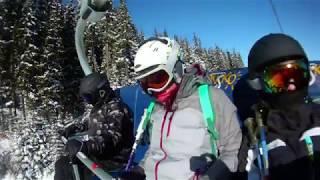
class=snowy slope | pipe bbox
[0,136,14,180]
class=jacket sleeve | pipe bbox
[85,98,128,156]
[211,87,242,173]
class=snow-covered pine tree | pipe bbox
[115,0,140,86]
[224,51,233,70]
[101,0,139,88]
[190,33,206,69]
[207,48,219,72]
[61,1,84,117]
[163,29,169,37]
[85,22,104,73]
[16,0,43,120]
[153,28,161,37]
[0,0,25,117]
[39,0,64,117]
[137,30,145,43]
[235,51,244,68]
[8,1,64,179]
[209,46,226,71]
[179,37,193,66]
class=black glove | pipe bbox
[206,159,232,180]
[59,124,82,138]
[190,153,216,175]
[65,139,88,163]
[119,166,146,180]
[85,138,105,155]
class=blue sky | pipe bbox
[123,0,320,66]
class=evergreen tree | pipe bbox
[236,52,244,68]
[209,46,225,71]
[153,28,161,37]
[179,38,193,66]
[16,1,43,116]
[61,1,84,117]
[190,33,206,68]
[39,0,65,117]
[101,0,139,88]
[137,30,145,43]
[163,29,169,37]
[0,0,25,116]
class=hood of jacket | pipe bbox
[172,64,211,109]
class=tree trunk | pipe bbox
[21,92,26,121]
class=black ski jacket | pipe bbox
[81,95,134,170]
[238,103,320,180]
[265,102,320,180]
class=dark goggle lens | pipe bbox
[82,94,93,103]
[263,60,309,93]
[139,70,170,90]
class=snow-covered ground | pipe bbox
[2,171,54,180]
[0,136,55,180]
[0,136,14,180]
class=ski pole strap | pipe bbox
[304,136,314,158]
[198,84,218,157]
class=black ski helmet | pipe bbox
[79,72,111,104]
[248,33,308,75]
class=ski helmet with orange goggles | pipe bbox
[134,37,184,93]
[139,69,171,91]
[261,59,309,93]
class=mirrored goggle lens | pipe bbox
[139,70,170,90]
[263,60,309,93]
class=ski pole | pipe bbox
[256,110,269,176]
[245,118,263,176]
[62,136,113,180]
[61,137,81,180]
[125,109,148,171]
[125,102,155,171]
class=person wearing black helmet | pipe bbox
[240,33,320,179]
[54,72,134,180]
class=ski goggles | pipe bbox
[139,69,172,93]
[262,60,309,93]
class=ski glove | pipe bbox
[190,154,232,180]
[190,153,216,175]
[59,124,86,138]
[65,139,88,163]
[206,159,232,180]
[119,166,146,180]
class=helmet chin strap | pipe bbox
[173,60,185,84]
[309,70,316,86]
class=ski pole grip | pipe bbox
[245,117,257,144]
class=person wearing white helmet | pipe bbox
[124,37,242,180]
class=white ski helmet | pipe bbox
[134,37,183,93]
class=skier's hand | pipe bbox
[65,139,88,163]
[119,166,146,180]
[59,124,78,138]
[190,153,216,175]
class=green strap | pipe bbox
[142,85,219,157]
[304,136,314,157]
[142,101,155,130]
[198,84,219,157]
